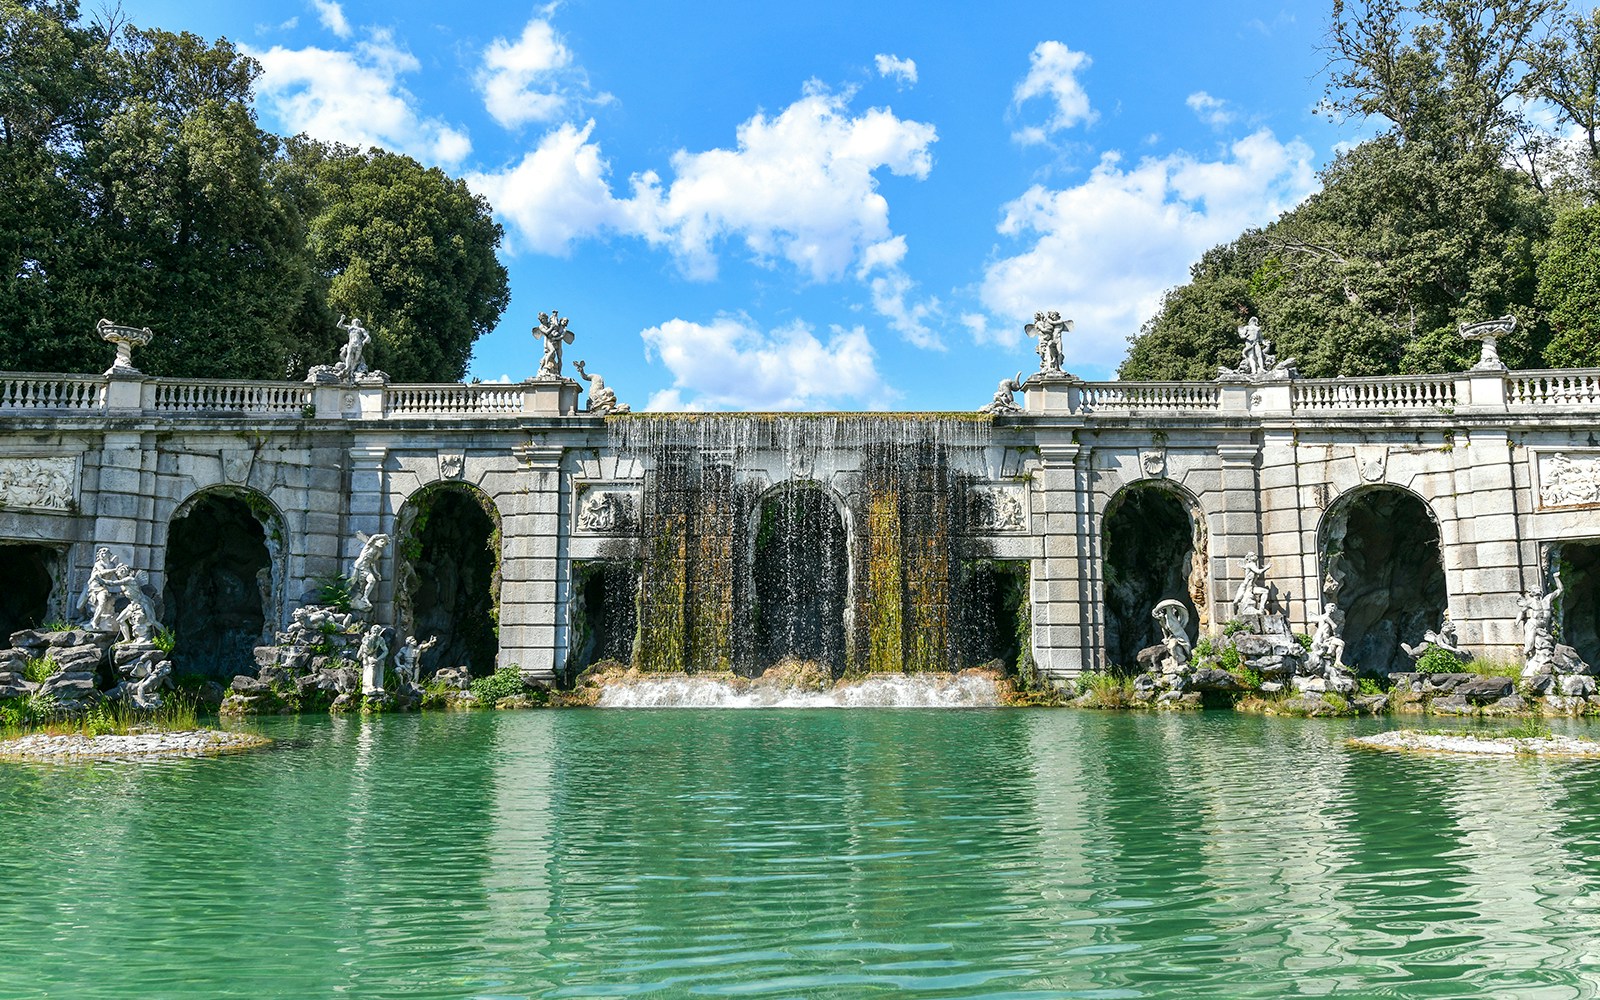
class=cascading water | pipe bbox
[572,413,1033,704]
[594,670,1004,708]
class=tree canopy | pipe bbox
[0,0,507,381]
[1122,0,1600,380]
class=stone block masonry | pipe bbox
[0,368,1597,681]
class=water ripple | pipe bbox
[3,710,1600,998]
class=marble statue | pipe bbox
[1308,602,1346,673]
[116,599,155,644]
[979,372,1025,415]
[535,311,574,379]
[574,360,630,414]
[1541,453,1600,508]
[124,658,170,710]
[393,634,438,689]
[307,315,386,384]
[97,318,153,375]
[1459,315,1514,372]
[359,624,389,696]
[1151,599,1192,671]
[336,315,371,380]
[1026,311,1069,374]
[1401,613,1466,662]
[1518,581,1563,665]
[1218,317,1297,381]
[1233,554,1271,619]
[78,547,158,634]
[347,532,389,612]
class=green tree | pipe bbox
[1124,0,1563,380]
[285,140,509,383]
[1537,204,1600,367]
[0,3,508,381]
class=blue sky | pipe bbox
[119,0,1352,410]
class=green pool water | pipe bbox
[3,709,1600,999]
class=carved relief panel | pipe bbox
[0,456,76,512]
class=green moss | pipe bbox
[864,488,904,672]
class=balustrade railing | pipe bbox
[1291,375,1456,411]
[1077,382,1220,411]
[385,383,524,416]
[1507,370,1600,407]
[152,379,311,415]
[0,374,105,411]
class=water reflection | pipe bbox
[3,711,1600,998]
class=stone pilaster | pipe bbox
[1213,439,1263,628]
[498,442,565,680]
[345,442,389,619]
[1030,437,1088,679]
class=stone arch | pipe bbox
[163,486,286,680]
[746,479,854,674]
[1552,540,1600,669]
[1317,483,1447,675]
[1100,480,1209,670]
[394,481,502,679]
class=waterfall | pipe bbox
[593,670,1004,708]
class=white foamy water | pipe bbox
[595,672,1002,708]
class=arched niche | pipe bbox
[747,480,852,674]
[164,487,284,680]
[394,482,502,679]
[0,543,64,637]
[1100,481,1208,670]
[1318,484,1447,674]
[1555,540,1600,668]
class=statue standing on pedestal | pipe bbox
[1233,554,1271,618]
[1218,316,1296,381]
[536,311,575,378]
[359,625,389,696]
[1026,311,1069,374]
[347,532,389,612]
[1308,602,1346,672]
[336,315,372,380]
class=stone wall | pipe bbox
[0,367,1595,682]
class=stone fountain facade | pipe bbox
[0,316,1598,689]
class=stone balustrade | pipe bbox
[0,374,106,411]
[385,383,524,416]
[1,367,1598,420]
[152,378,312,415]
[1290,374,1457,412]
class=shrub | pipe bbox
[1076,672,1136,709]
[1415,647,1466,675]
[470,666,526,704]
[1505,717,1553,740]
[1293,632,1313,651]
[1223,619,1249,637]
[1357,677,1384,696]
[153,627,177,655]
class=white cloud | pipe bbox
[977,129,1318,370]
[1012,41,1096,145]
[1186,91,1235,128]
[248,30,471,166]
[471,84,940,346]
[478,16,576,129]
[640,317,895,410]
[632,85,937,283]
[465,120,638,255]
[874,53,918,86]
[310,0,350,38]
